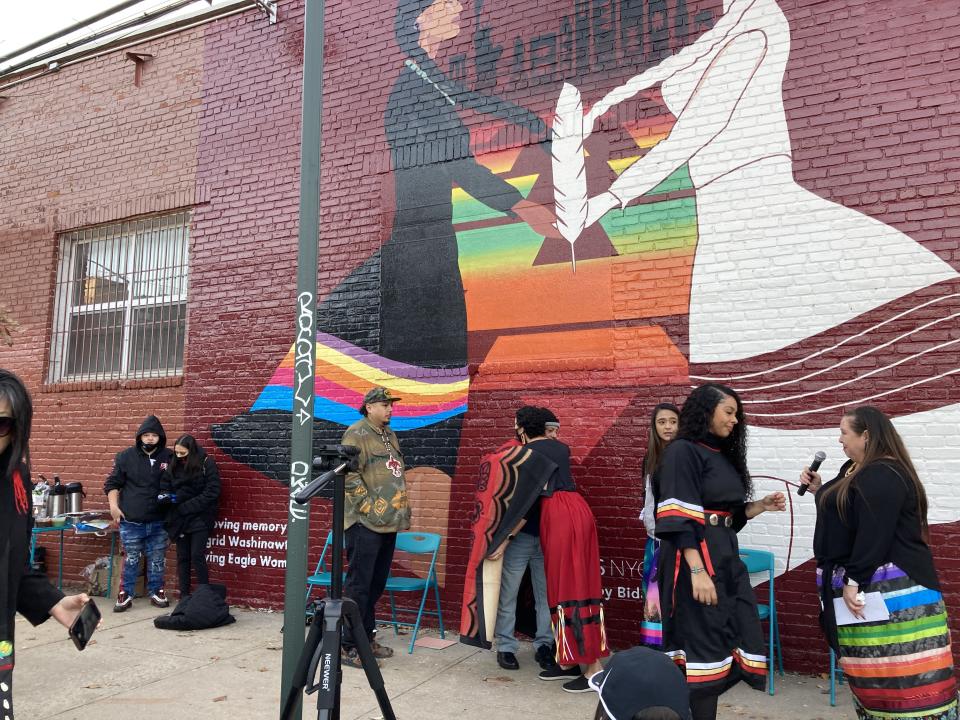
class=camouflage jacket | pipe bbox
[341,418,411,533]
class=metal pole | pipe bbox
[281,0,324,713]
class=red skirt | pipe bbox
[540,490,608,665]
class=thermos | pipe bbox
[47,476,66,517]
[65,482,85,514]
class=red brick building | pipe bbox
[2,0,960,675]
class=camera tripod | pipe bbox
[280,450,397,720]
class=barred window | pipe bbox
[48,212,189,383]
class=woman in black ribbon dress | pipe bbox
[654,384,785,720]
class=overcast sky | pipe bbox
[1,0,234,71]
[4,0,131,53]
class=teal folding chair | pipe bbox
[829,648,845,706]
[739,547,784,694]
[384,531,445,654]
[304,530,345,615]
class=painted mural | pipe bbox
[212,0,960,609]
[548,0,960,569]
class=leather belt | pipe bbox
[705,510,733,527]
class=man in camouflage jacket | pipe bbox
[339,387,411,667]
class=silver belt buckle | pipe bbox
[708,513,719,526]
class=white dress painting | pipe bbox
[552,0,960,573]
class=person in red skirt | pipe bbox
[513,405,609,693]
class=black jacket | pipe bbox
[103,416,174,523]
[161,449,221,538]
[1,453,64,670]
[153,583,235,631]
[815,459,939,589]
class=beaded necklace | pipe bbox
[369,421,403,478]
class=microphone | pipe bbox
[797,451,827,496]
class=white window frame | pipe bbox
[48,212,190,383]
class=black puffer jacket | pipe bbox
[103,416,174,523]
[161,449,221,539]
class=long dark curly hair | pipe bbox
[677,384,751,498]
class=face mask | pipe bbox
[142,442,158,452]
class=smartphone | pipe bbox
[68,600,101,651]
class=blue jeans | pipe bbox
[118,520,169,595]
[494,531,552,653]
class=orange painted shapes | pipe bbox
[464,249,694,330]
[471,326,688,388]
[464,260,613,330]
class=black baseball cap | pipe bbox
[589,647,692,720]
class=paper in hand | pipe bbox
[833,592,890,625]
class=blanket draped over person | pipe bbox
[459,440,555,648]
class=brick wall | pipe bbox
[2,0,959,678]
[0,28,207,585]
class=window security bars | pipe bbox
[48,212,189,383]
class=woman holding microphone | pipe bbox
[802,405,957,720]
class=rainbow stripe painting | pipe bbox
[250,331,469,430]
[247,114,692,431]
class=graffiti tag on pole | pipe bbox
[293,291,314,426]
[288,460,310,522]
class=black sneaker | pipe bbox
[497,651,519,670]
[150,589,170,608]
[538,664,581,681]
[114,590,132,612]
[535,645,557,670]
[561,675,592,693]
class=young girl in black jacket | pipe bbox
[162,435,221,597]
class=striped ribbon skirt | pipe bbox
[641,537,663,647]
[823,564,958,719]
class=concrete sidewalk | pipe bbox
[14,604,855,719]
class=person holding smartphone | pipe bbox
[161,434,221,598]
[0,369,91,719]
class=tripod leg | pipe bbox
[342,598,397,720]
[280,606,325,720]
[313,598,346,720]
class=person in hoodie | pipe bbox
[161,434,221,598]
[104,415,174,611]
[1,369,91,719]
